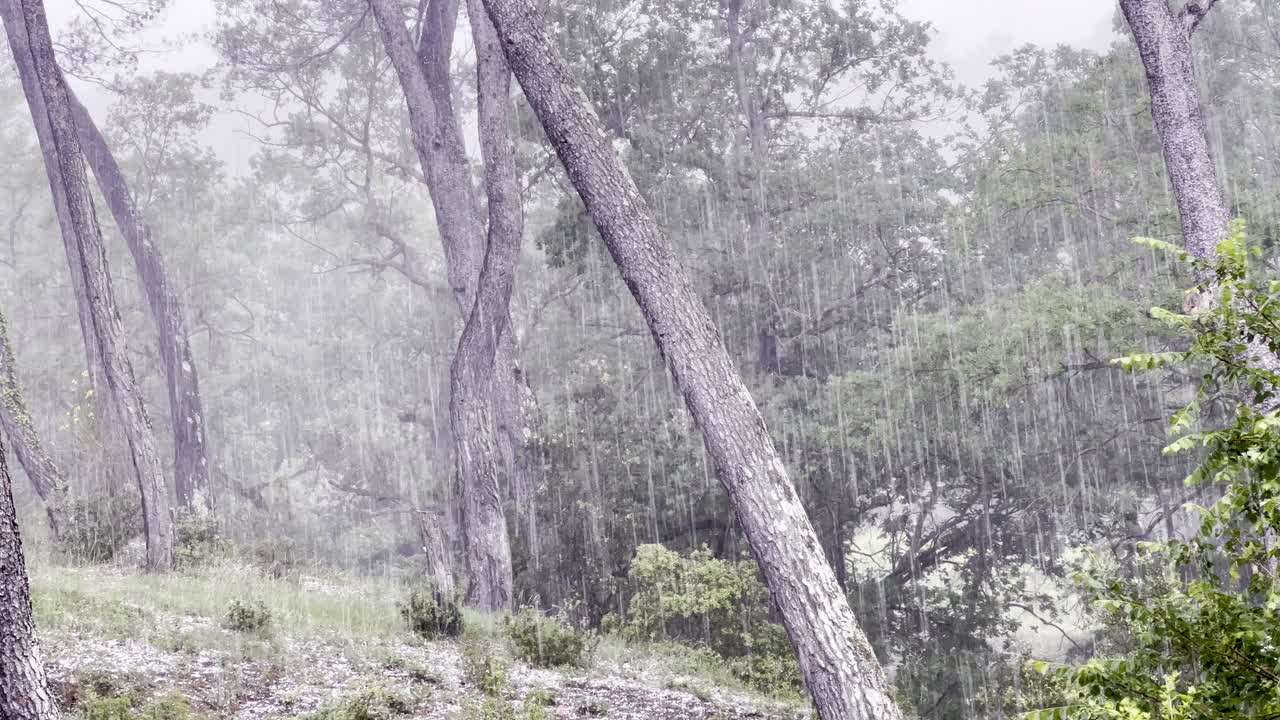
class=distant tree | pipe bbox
[475,0,901,717]
[67,86,212,515]
[0,0,174,570]
[0,418,60,719]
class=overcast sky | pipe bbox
[46,0,1124,171]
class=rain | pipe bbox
[1,0,1278,719]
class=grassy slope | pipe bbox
[28,561,809,720]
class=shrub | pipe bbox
[398,585,463,640]
[224,599,272,634]
[294,688,412,720]
[459,689,553,720]
[253,537,302,578]
[59,494,142,564]
[615,543,800,693]
[503,607,592,668]
[461,632,509,696]
[174,513,226,571]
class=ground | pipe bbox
[27,562,810,719]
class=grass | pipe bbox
[27,560,810,719]
[29,560,406,641]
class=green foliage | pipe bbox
[223,598,272,634]
[74,693,206,720]
[614,544,800,692]
[1039,223,1280,719]
[59,494,142,564]
[397,585,463,640]
[252,537,302,579]
[173,513,226,571]
[504,607,593,668]
[461,631,510,697]
[293,688,412,720]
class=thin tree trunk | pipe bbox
[476,1,900,716]
[1,0,174,572]
[0,306,67,539]
[0,432,60,720]
[66,89,212,515]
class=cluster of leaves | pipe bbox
[609,544,800,692]
[398,585,464,641]
[173,513,227,571]
[223,598,272,635]
[1030,224,1280,719]
[503,607,593,668]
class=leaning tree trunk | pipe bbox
[1,0,174,571]
[66,89,211,515]
[476,0,900,716]
[0,433,61,720]
[0,1,131,497]
[0,306,67,539]
[1120,0,1280,386]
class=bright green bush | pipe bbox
[174,513,226,571]
[461,632,509,697]
[614,543,799,692]
[397,585,463,640]
[504,607,592,668]
[294,688,411,720]
[224,598,272,634]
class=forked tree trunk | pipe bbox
[0,1,131,497]
[371,0,537,610]
[66,90,212,515]
[476,0,900,716]
[0,305,67,539]
[1,0,174,571]
[0,433,61,720]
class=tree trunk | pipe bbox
[1119,0,1228,263]
[0,432,61,720]
[1121,0,1280,386]
[0,306,67,539]
[442,0,529,612]
[66,89,212,515]
[0,0,131,497]
[476,1,900,717]
[417,507,455,595]
[372,0,546,609]
[1,0,174,572]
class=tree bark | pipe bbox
[416,507,456,595]
[0,306,67,539]
[0,431,61,720]
[476,1,900,716]
[1121,0,1280,388]
[1119,0,1228,263]
[371,0,547,609]
[66,89,212,515]
[0,0,131,497]
[1,0,174,571]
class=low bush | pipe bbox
[397,585,463,640]
[504,607,592,668]
[224,598,272,634]
[252,537,302,578]
[293,688,412,720]
[174,513,226,571]
[59,494,142,564]
[461,631,509,696]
